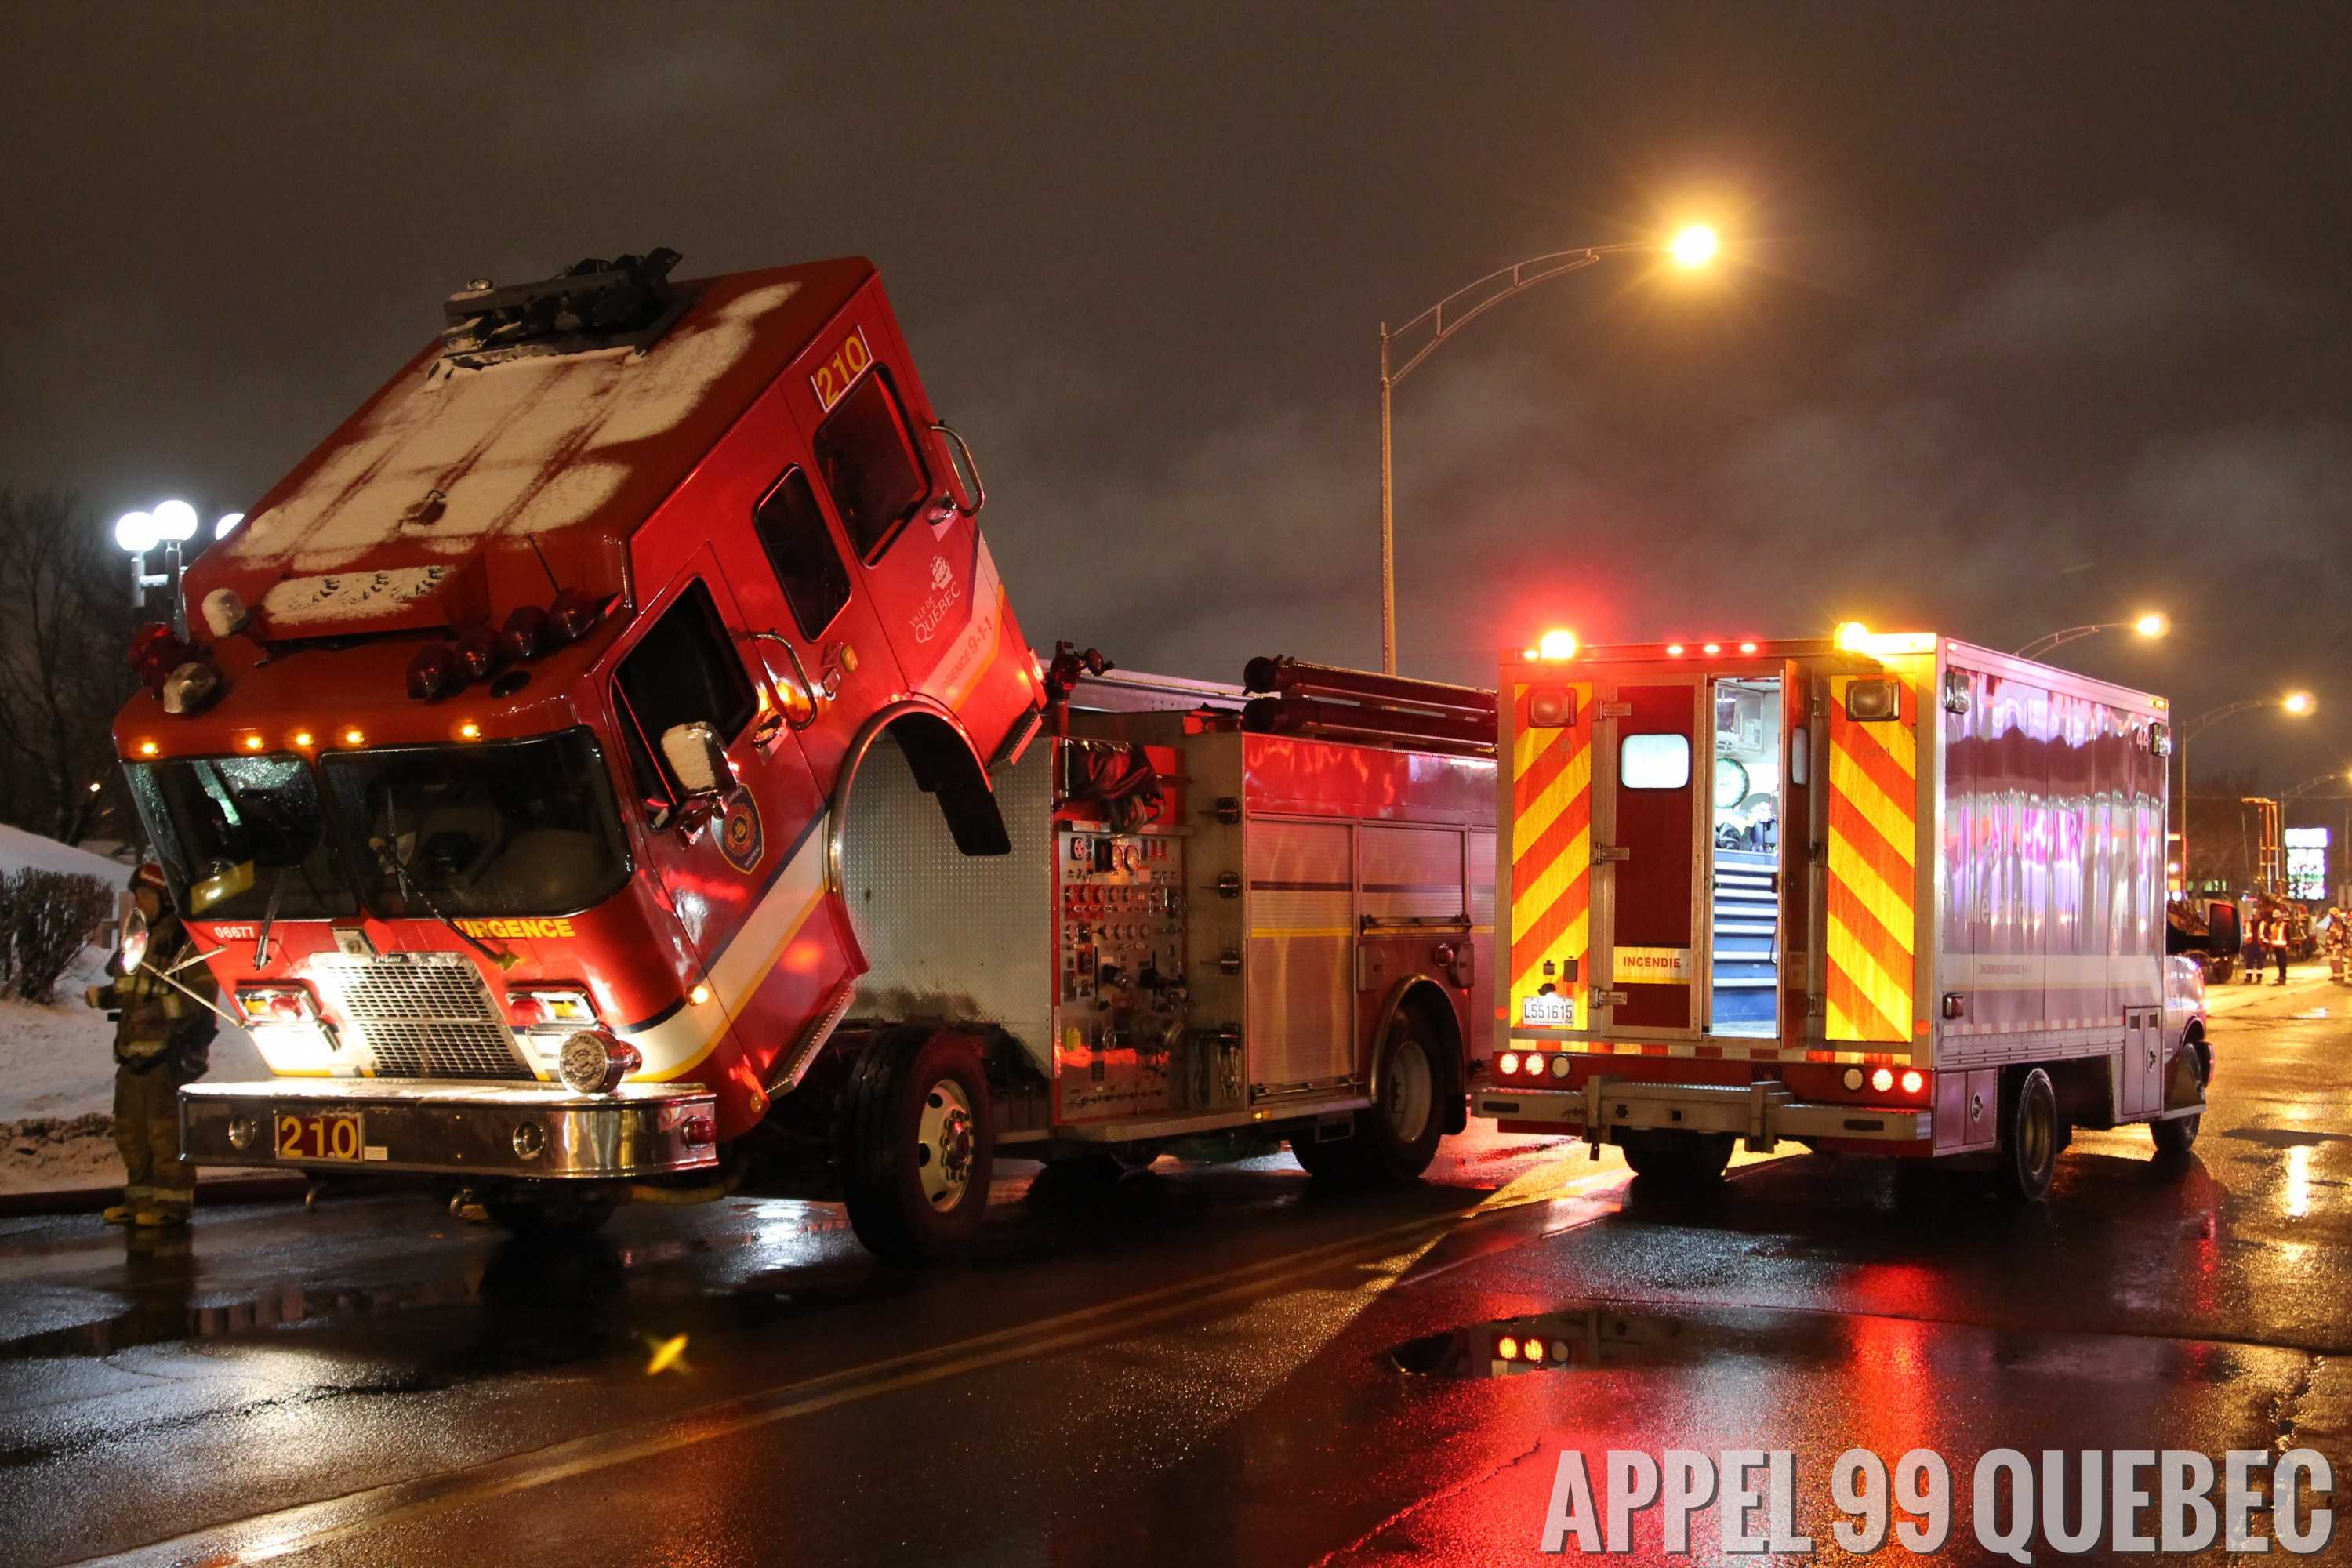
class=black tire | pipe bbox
[1994,1067,2060,1202]
[1290,1014,1449,1186]
[483,1185,619,1237]
[838,1025,996,1264]
[1621,1132,1734,1185]
[2152,1113,2201,1161]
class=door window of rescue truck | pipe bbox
[611,579,756,823]
[812,368,931,563]
[751,467,853,640]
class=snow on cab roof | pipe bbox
[189,253,872,637]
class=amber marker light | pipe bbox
[292,731,314,748]
[458,721,482,740]
[136,740,158,757]
[342,728,366,746]
[241,735,265,751]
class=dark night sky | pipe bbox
[3,2,2347,789]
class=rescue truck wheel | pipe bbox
[839,1026,996,1263]
[1994,1067,2060,1202]
[2151,1113,2201,1161]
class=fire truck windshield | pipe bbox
[319,729,629,918]
[125,753,358,921]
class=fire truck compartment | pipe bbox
[180,1078,720,1179]
[1473,1077,1931,1147]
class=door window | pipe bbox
[612,579,755,802]
[814,370,929,561]
[1620,732,1692,789]
[752,467,853,638]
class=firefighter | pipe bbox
[85,864,218,1226]
[2269,908,2294,984]
[2254,904,2288,985]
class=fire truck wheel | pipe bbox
[839,1026,996,1263]
[482,1185,618,1237]
[1995,1067,2060,1202]
[2151,1112,2201,1161]
[1364,1023,1445,1180]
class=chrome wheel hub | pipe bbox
[917,1078,976,1210]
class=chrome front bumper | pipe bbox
[1475,1076,1932,1150]
[181,1079,720,1180]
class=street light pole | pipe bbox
[1376,227,1717,674]
[2013,613,2168,661]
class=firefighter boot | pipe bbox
[134,1208,189,1228]
[102,1203,135,1225]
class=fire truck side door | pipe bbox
[731,463,902,792]
[1594,677,1704,1036]
[608,555,829,1025]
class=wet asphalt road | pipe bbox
[2,970,2347,1566]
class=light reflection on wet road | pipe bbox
[2,969,2345,1566]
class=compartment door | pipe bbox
[1595,677,1704,1036]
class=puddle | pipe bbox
[1389,1302,1740,1380]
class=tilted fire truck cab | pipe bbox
[122,250,1040,1247]
[1476,627,2211,1200]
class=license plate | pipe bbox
[1520,993,1576,1027]
[275,1110,365,1162]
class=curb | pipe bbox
[0,1173,313,1219]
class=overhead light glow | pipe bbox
[1668,224,1719,269]
[215,512,245,539]
[151,499,200,543]
[2284,691,2315,717]
[2132,612,2168,639]
[114,511,158,553]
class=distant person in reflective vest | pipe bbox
[84,864,217,1226]
[2260,910,2292,985]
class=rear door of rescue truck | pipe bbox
[1479,629,2203,1192]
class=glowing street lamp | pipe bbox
[1377,221,1722,673]
[2013,613,2169,660]
[114,497,213,637]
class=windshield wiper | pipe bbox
[371,838,519,971]
[252,864,291,967]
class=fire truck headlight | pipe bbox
[557,1030,641,1095]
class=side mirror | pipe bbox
[660,721,734,798]
[929,423,987,517]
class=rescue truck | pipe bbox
[114,249,1495,1258]
[1474,624,2211,1200]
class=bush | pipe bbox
[9,868,114,1003]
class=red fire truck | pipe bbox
[1474,625,2212,1200]
[118,250,1495,1258]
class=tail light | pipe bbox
[1498,1052,1521,1077]
[549,587,605,642]
[1550,1053,1573,1079]
[454,623,503,681]
[1900,1069,1925,1094]
[1870,1067,1894,1093]
[1496,1335,1521,1360]
[508,987,597,1029]
[236,985,318,1025]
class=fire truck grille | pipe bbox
[314,953,530,1080]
